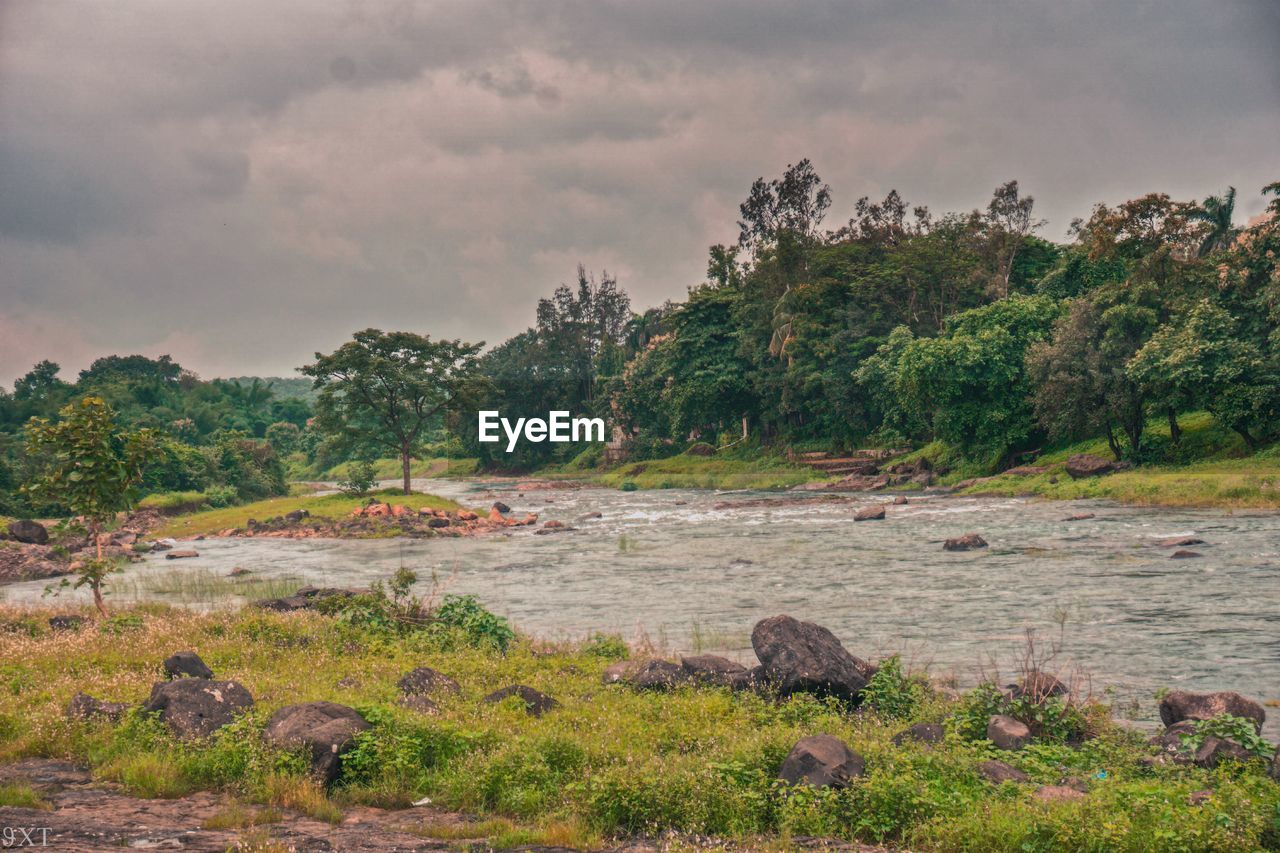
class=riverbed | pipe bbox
[4,480,1278,734]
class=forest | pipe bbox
[3,163,1279,512]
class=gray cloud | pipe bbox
[1,0,1277,383]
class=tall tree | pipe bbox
[302,329,482,494]
[980,180,1045,299]
[1188,186,1238,257]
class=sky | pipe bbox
[2,0,1278,385]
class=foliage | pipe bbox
[859,655,928,720]
[429,594,515,652]
[1180,715,1273,760]
[335,460,378,497]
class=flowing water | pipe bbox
[5,480,1279,734]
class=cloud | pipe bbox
[0,0,1277,383]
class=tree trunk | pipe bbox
[1166,408,1181,445]
[1235,426,1258,452]
[1104,422,1122,461]
[401,447,412,495]
[90,519,108,619]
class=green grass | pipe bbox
[153,489,464,538]
[318,457,479,482]
[590,454,825,491]
[0,781,50,809]
[1,602,1277,850]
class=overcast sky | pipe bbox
[2,0,1278,384]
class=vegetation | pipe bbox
[1,601,1277,850]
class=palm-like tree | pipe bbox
[1189,186,1238,257]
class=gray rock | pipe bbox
[142,679,253,740]
[1193,736,1254,769]
[264,701,369,784]
[987,715,1031,750]
[1065,453,1120,479]
[976,759,1028,783]
[163,651,213,680]
[751,615,872,703]
[680,654,749,687]
[1159,690,1265,733]
[398,695,440,715]
[492,501,511,514]
[397,666,461,696]
[66,692,129,722]
[943,533,988,551]
[777,734,865,788]
[1157,536,1205,548]
[1170,550,1202,559]
[626,659,688,691]
[7,519,49,545]
[854,505,886,521]
[481,685,559,717]
[892,722,945,746]
[1148,720,1197,760]
[164,549,200,560]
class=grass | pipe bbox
[113,569,302,604]
[0,601,1277,850]
[152,489,464,538]
[318,457,479,482]
[590,454,824,491]
[889,412,1280,509]
[0,781,50,809]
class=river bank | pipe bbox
[0,601,1276,851]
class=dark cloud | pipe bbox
[0,0,1277,383]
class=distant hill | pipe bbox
[222,376,318,403]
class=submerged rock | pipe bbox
[265,702,369,784]
[1170,550,1202,559]
[943,533,988,551]
[142,679,254,740]
[777,734,865,788]
[751,615,872,703]
[854,505,886,521]
[1159,690,1265,733]
[164,550,200,560]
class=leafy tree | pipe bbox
[737,158,831,255]
[302,329,482,494]
[1187,186,1238,257]
[14,360,69,403]
[1129,300,1278,450]
[23,397,155,617]
[534,266,631,411]
[977,180,1045,299]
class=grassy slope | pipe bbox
[152,489,463,539]
[944,413,1280,508]
[0,604,1276,850]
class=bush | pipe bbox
[429,595,515,652]
[1181,714,1273,759]
[860,655,928,719]
[337,460,378,497]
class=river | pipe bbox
[4,480,1278,734]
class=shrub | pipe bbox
[860,655,928,719]
[336,460,378,497]
[582,633,629,660]
[1180,714,1273,759]
[429,595,515,652]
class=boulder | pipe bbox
[854,505,886,521]
[482,685,559,717]
[66,692,129,722]
[1158,690,1265,733]
[987,715,1031,750]
[1007,671,1067,703]
[142,679,254,739]
[1170,550,1202,559]
[396,666,460,697]
[254,595,309,612]
[165,550,200,560]
[398,695,440,715]
[1148,720,1197,759]
[685,442,716,457]
[976,759,1029,783]
[891,722,944,747]
[1064,513,1095,521]
[426,518,449,528]
[543,520,565,529]
[626,659,688,691]
[163,651,214,680]
[893,496,909,505]
[1065,453,1120,479]
[750,615,872,703]
[48,615,85,632]
[7,519,49,545]
[777,734,865,788]
[492,501,511,514]
[284,509,310,523]
[457,510,479,522]
[943,533,987,552]
[680,654,749,688]
[1034,785,1086,803]
[1193,736,1254,769]
[601,659,645,685]
[579,511,604,520]
[264,702,369,784]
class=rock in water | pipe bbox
[163,651,214,680]
[1065,453,1120,479]
[987,715,1031,750]
[777,734,865,788]
[142,679,254,739]
[165,550,199,560]
[943,533,987,551]
[751,615,872,703]
[1170,550,1202,559]
[397,666,461,696]
[1159,690,1265,733]
[481,685,559,717]
[854,505,886,521]
[265,702,370,784]
[7,519,48,545]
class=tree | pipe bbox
[14,361,69,402]
[535,266,631,411]
[1187,186,1238,257]
[302,329,482,495]
[737,158,831,255]
[979,180,1045,299]
[23,397,155,617]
